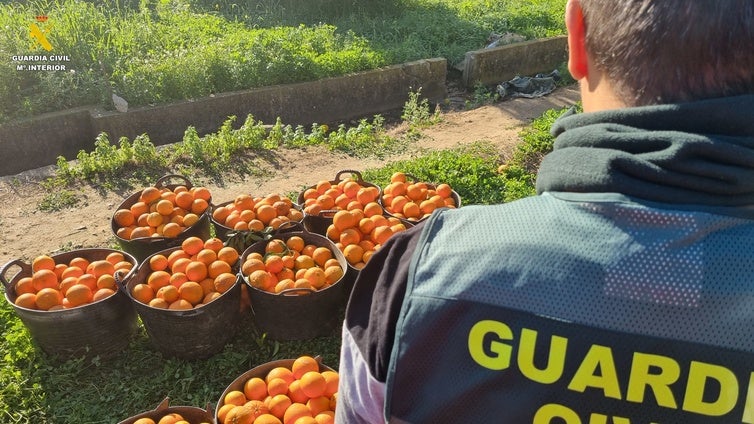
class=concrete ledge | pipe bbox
[462,36,567,88]
[0,58,447,176]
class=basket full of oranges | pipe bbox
[111,174,213,262]
[297,169,382,236]
[240,229,349,341]
[123,236,243,360]
[0,248,138,360]
[379,172,461,225]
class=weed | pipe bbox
[401,88,442,133]
[465,82,500,109]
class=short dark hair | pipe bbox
[580,0,754,106]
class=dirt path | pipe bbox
[0,85,580,267]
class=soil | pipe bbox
[0,84,580,268]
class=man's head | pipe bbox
[567,0,754,110]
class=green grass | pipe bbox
[0,0,566,123]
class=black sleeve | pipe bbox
[342,221,425,383]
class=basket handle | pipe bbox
[154,174,193,189]
[274,220,305,234]
[113,269,132,294]
[0,259,30,293]
[335,169,364,183]
[277,287,317,296]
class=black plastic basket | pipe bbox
[240,230,350,341]
[121,247,242,360]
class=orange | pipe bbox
[247,270,274,292]
[274,279,294,293]
[254,414,283,424]
[225,390,248,407]
[140,186,162,204]
[156,285,180,303]
[267,394,292,419]
[293,417,317,424]
[88,260,115,278]
[265,255,285,274]
[292,356,319,380]
[242,258,266,276]
[65,284,93,307]
[130,201,149,219]
[217,404,236,424]
[332,210,356,231]
[363,202,383,218]
[191,198,209,215]
[179,281,204,305]
[168,299,193,310]
[35,287,62,310]
[299,372,327,399]
[214,272,237,293]
[234,194,255,211]
[321,371,339,397]
[283,403,312,424]
[342,244,364,265]
[265,239,288,255]
[185,261,208,282]
[146,211,164,227]
[156,199,174,216]
[93,288,115,302]
[147,270,171,291]
[203,237,224,252]
[306,397,330,416]
[32,269,58,292]
[130,226,152,239]
[76,273,98,291]
[339,228,361,246]
[149,254,169,271]
[325,225,340,242]
[286,236,305,253]
[168,249,190,268]
[371,226,393,245]
[14,277,35,296]
[60,266,84,281]
[97,274,117,290]
[323,266,344,285]
[356,186,379,205]
[171,257,191,274]
[183,213,199,227]
[314,412,335,424]
[132,283,155,304]
[288,380,309,404]
[149,298,169,309]
[315,180,331,194]
[175,191,194,210]
[191,186,212,202]
[133,418,156,424]
[113,209,135,227]
[15,293,37,309]
[157,413,185,424]
[162,222,183,238]
[208,260,232,279]
[266,367,295,385]
[294,255,315,271]
[244,377,268,401]
[435,183,452,198]
[311,248,332,267]
[181,236,204,256]
[33,255,58,272]
[267,377,289,397]
[256,204,277,225]
[303,267,326,289]
[170,272,189,288]
[390,171,407,183]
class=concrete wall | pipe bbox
[0,36,569,176]
[0,58,447,176]
[461,36,567,88]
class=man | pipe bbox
[337,1,754,423]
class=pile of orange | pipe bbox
[381,172,457,222]
[113,185,212,240]
[14,252,133,311]
[132,414,211,424]
[325,209,408,269]
[217,355,338,424]
[242,237,343,294]
[212,193,303,232]
[300,177,380,216]
[130,236,240,310]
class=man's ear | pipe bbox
[566,0,589,80]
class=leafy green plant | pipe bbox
[464,82,500,109]
[499,102,581,201]
[401,88,442,133]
